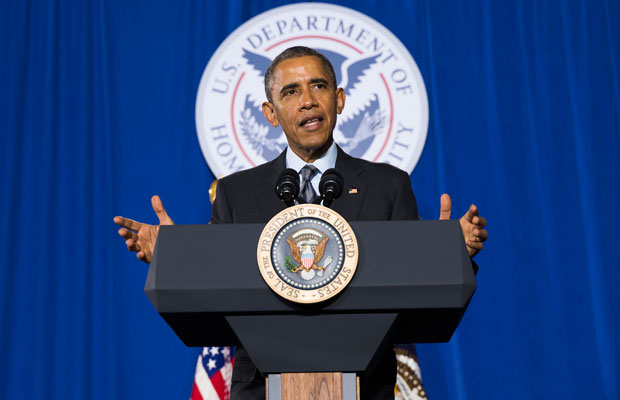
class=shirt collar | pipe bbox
[285,141,338,174]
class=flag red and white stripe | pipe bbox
[191,346,235,400]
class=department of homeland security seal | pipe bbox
[257,204,358,304]
[196,2,429,177]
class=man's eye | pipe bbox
[314,83,326,89]
[284,89,296,96]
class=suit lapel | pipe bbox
[252,150,288,221]
[331,147,368,221]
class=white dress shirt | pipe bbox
[285,141,338,195]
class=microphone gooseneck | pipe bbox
[319,168,344,207]
[275,168,300,207]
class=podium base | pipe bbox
[267,372,358,400]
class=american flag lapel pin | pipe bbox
[348,187,358,194]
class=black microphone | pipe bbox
[275,168,300,207]
[319,168,344,207]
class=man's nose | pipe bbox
[299,88,317,109]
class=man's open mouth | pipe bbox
[300,116,323,128]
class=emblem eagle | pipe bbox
[286,236,332,281]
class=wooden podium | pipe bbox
[145,220,476,399]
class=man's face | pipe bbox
[262,56,345,162]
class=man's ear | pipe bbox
[262,102,279,127]
[335,87,346,115]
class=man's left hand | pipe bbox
[439,193,488,257]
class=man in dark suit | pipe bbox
[114,46,488,399]
[212,146,419,224]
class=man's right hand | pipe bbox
[113,195,174,264]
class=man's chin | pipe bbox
[303,140,333,155]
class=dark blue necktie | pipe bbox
[299,164,319,204]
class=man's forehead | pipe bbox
[271,56,330,85]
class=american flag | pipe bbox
[190,346,235,400]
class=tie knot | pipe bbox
[298,165,319,204]
[300,164,319,181]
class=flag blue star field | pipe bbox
[191,347,235,400]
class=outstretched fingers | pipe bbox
[473,215,487,228]
[126,237,141,252]
[471,212,488,244]
[137,249,148,263]
[114,196,170,264]
[118,228,140,251]
[463,204,479,223]
[459,203,489,257]
[114,216,143,232]
[439,193,452,220]
[473,227,489,241]
[151,195,174,225]
[118,227,137,241]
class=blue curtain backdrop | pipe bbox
[1,0,619,399]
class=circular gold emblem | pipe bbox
[257,204,358,304]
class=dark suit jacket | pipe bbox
[211,146,419,400]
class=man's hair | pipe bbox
[264,46,338,102]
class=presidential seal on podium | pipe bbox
[257,204,359,304]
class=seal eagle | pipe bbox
[287,237,329,281]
